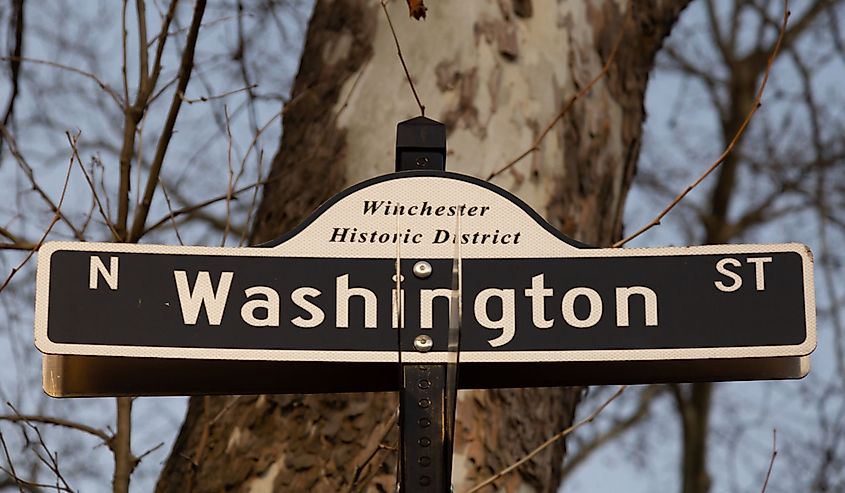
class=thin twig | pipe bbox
[380,0,425,116]
[208,396,242,427]
[0,152,75,294]
[128,0,208,243]
[486,2,632,182]
[0,414,111,447]
[613,1,791,248]
[0,0,25,159]
[0,243,38,251]
[157,178,185,245]
[0,56,123,108]
[182,84,258,104]
[0,226,25,244]
[346,408,399,493]
[465,386,627,493]
[135,442,164,464]
[0,468,73,492]
[0,429,24,493]
[560,385,664,479]
[239,149,264,247]
[222,105,235,246]
[0,125,84,240]
[66,132,122,241]
[148,0,180,90]
[760,429,778,493]
[121,0,130,107]
[143,178,266,236]
[232,101,296,240]
[6,404,75,492]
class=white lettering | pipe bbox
[524,274,553,329]
[291,287,324,328]
[615,286,658,327]
[715,258,743,292]
[420,289,452,329]
[336,274,377,329]
[240,286,279,327]
[747,257,772,291]
[474,289,515,347]
[562,287,603,328]
[173,271,233,325]
[89,256,118,290]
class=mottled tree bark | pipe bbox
[156,1,689,491]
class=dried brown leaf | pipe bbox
[407,0,427,20]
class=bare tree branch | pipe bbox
[614,1,791,247]
[465,386,627,493]
[112,397,133,493]
[142,178,263,237]
[705,0,733,66]
[6,404,76,493]
[0,470,72,492]
[136,0,150,97]
[380,0,425,116]
[157,177,185,245]
[181,84,257,104]
[747,0,831,54]
[128,0,207,242]
[345,408,399,493]
[0,149,75,294]
[560,385,664,480]
[0,0,25,159]
[66,131,121,240]
[0,414,111,445]
[0,124,84,241]
[116,0,179,241]
[760,429,778,493]
[0,428,25,493]
[0,56,123,108]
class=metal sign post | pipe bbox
[395,116,454,492]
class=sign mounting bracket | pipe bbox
[394,116,454,492]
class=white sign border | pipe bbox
[34,173,817,365]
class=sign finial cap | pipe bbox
[395,116,446,172]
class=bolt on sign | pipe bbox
[34,171,816,397]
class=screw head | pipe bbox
[413,261,432,279]
[414,334,433,352]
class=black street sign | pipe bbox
[35,172,816,396]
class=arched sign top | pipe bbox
[261,170,592,258]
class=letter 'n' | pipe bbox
[89,256,119,290]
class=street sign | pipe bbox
[34,171,816,396]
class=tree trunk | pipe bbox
[156,1,689,491]
[675,383,713,493]
[677,31,765,493]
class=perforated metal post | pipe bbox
[395,117,453,492]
